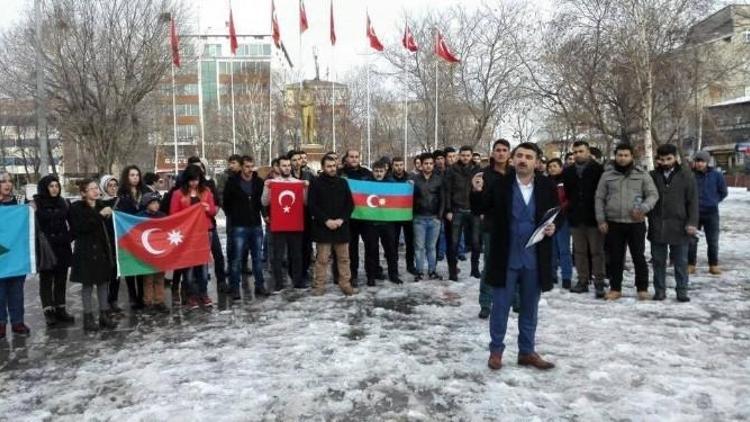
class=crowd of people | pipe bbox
[0,140,729,369]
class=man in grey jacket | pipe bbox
[595,143,659,301]
[648,144,698,302]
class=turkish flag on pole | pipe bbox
[330,1,336,46]
[269,181,306,232]
[170,16,181,67]
[271,0,281,49]
[299,0,309,33]
[402,23,418,52]
[367,14,384,52]
[435,30,460,63]
[229,8,238,55]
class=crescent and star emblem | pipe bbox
[366,195,387,208]
[141,228,184,256]
[278,189,297,213]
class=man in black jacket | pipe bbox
[444,145,482,280]
[471,142,558,372]
[412,153,445,281]
[390,157,416,275]
[223,155,267,299]
[563,140,606,295]
[309,155,356,296]
[338,149,376,286]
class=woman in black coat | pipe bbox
[69,179,117,331]
[117,165,149,310]
[34,175,75,326]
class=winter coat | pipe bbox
[169,188,217,229]
[470,170,558,292]
[339,165,373,181]
[595,164,659,224]
[412,172,445,218]
[307,173,354,243]
[444,161,481,212]
[391,171,412,183]
[69,200,114,286]
[116,186,149,215]
[136,209,166,219]
[648,166,699,245]
[562,160,603,227]
[474,165,507,230]
[694,167,728,214]
[34,176,72,269]
[550,174,569,213]
[223,172,266,228]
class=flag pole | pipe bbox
[171,62,179,175]
[367,55,371,167]
[404,64,408,161]
[197,4,205,159]
[230,56,237,155]
[268,53,273,165]
[434,60,438,150]
[332,52,336,153]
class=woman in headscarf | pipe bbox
[99,175,123,314]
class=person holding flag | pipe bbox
[338,149,375,287]
[69,178,118,332]
[262,156,307,291]
[169,165,217,309]
[365,161,404,286]
[0,171,31,339]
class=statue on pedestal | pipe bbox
[299,87,317,145]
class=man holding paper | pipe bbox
[470,142,559,371]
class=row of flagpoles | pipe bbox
[168,0,461,171]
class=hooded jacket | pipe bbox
[34,175,72,268]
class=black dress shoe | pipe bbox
[366,278,376,287]
[254,286,270,297]
[414,273,423,282]
[478,307,490,319]
[676,291,690,302]
[55,307,75,324]
[429,272,443,281]
[570,282,589,294]
[389,277,404,285]
[652,290,666,301]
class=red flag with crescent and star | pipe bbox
[114,204,211,277]
[269,181,306,232]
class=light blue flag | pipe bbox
[0,205,35,278]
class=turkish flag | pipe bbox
[170,16,180,67]
[435,30,460,63]
[402,23,418,52]
[115,205,211,277]
[272,0,281,49]
[229,8,238,55]
[367,14,384,52]
[269,181,305,232]
[299,0,308,33]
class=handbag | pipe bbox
[36,227,58,272]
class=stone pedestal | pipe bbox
[301,143,327,172]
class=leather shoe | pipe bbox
[487,352,503,370]
[518,353,555,370]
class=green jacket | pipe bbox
[595,165,659,224]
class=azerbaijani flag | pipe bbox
[347,179,413,222]
[0,205,35,278]
[114,204,211,277]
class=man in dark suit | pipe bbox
[471,142,558,371]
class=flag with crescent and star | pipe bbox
[0,205,36,278]
[114,204,211,277]
[269,180,306,232]
[347,179,413,222]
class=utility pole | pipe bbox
[35,0,50,178]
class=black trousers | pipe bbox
[349,220,378,279]
[393,220,415,271]
[272,231,304,289]
[369,223,399,279]
[39,266,69,309]
[125,275,144,306]
[606,222,649,292]
[107,268,120,305]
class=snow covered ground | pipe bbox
[1,189,749,421]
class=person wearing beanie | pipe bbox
[688,150,728,275]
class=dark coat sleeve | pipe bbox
[341,181,354,222]
[307,180,329,223]
[686,172,699,228]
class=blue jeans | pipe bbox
[489,267,540,355]
[552,221,573,281]
[210,229,227,285]
[183,265,208,297]
[652,242,689,293]
[0,276,25,324]
[688,211,720,266]
[230,226,265,289]
[414,216,441,274]
[437,223,446,260]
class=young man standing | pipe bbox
[563,141,606,296]
[547,158,573,289]
[476,139,511,319]
[261,156,307,291]
[648,145,698,302]
[595,143,659,300]
[412,153,445,281]
[471,142,558,371]
[688,151,728,275]
[391,157,416,275]
[444,145,482,281]
[222,156,267,300]
[308,155,356,296]
[339,149,376,287]
[368,162,403,285]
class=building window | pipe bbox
[176,125,198,140]
[204,44,222,57]
[175,104,199,116]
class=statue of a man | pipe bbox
[299,88,317,144]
